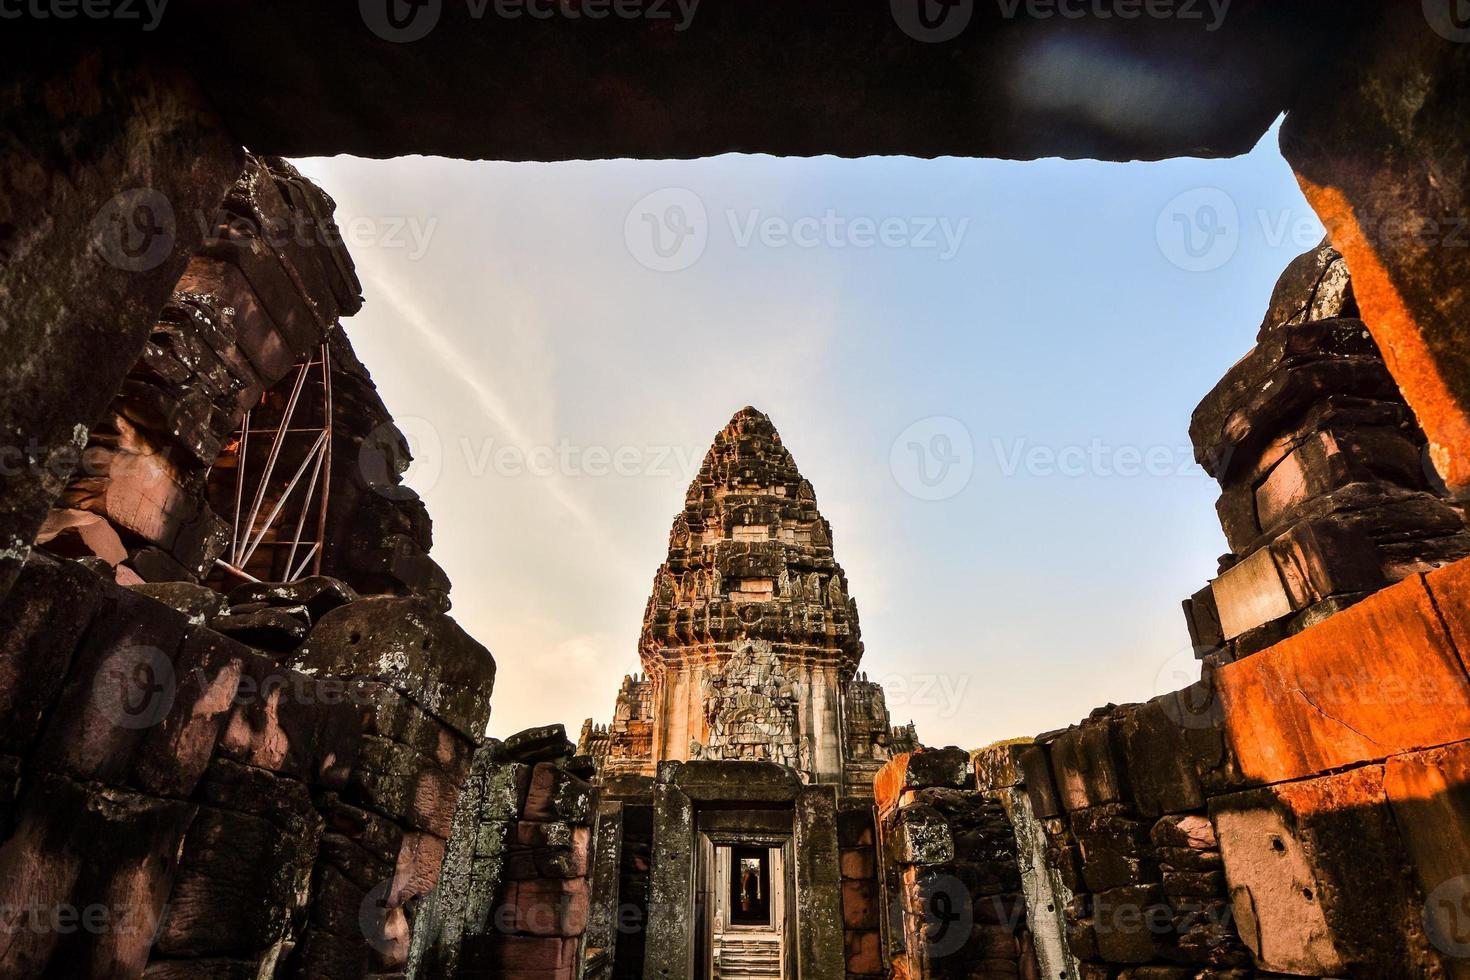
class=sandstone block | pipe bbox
[346,734,461,838]
[841,847,876,880]
[154,763,321,957]
[1216,571,1470,784]
[502,723,577,763]
[0,773,196,978]
[891,803,953,866]
[844,929,882,975]
[498,877,591,937]
[290,594,495,741]
[1047,718,1126,812]
[1212,764,1439,976]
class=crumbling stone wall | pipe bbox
[874,750,1036,980]
[1183,241,1470,664]
[0,554,493,979]
[409,725,598,980]
[0,146,495,980]
[861,240,1470,980]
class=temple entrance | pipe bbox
[694,823,793,980]
[710,843,785,979]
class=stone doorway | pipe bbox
[707,842,788,979]
[647,761,843,980]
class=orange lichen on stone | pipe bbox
[1217,558,1470,785]
[1297,178,1470,493]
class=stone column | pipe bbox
[794,784,844,980]
[645,766,695,979]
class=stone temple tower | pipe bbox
[580,407,917,796]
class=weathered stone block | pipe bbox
[1216,571,1470,784]
[1071,804,1154,893]
[1047,718,1126,812]
[843,929,882,975]
[290,594,495,741]
[0,773,196,978]
[841,879,879,929]
[217,654,362,789]
[1212,764,1440,976]
[1114,701,1205,818]
[154,761,321,957]
[502,723,576,763]
[874,749,970,811]
[523,761,595,825]
[346,734,461,838]
[1091,884,1168,964]
[0,559,103,754]
[498,877,591,937]
[1384,740,1470,976]
[840,847,876,880]
[891,803,954,866]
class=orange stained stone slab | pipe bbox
[1428,557,1470,678]
[1297,179,1470,494]
[873,752,914,815]
[1216,569,1470,786]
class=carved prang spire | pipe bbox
[638,406,864,675]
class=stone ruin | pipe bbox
[6,5,1470,979]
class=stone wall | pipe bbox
[409,725,598,980]
[874,750,1036,980]
[0,554,493,979]
[0,145,496,980]
[855,239,1470,980]
[1183,241,1470,664]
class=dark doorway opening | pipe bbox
[730,846,771,926]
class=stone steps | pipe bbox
[715,935,782,980]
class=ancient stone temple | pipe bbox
[11,6,1470,980]
[579,408,918,796]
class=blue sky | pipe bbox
[296,120,1325,748]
